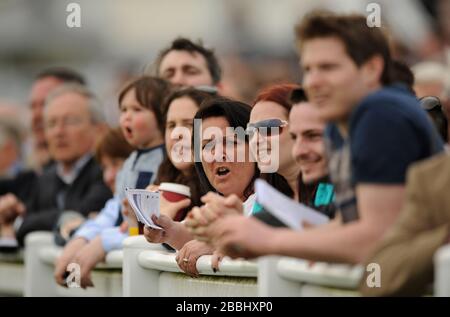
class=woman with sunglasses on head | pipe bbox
[251,84,334,216]
[248,84,302,201]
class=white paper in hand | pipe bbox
[125,188,162,229]
[255,179,329,230]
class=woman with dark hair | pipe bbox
[144,97,259,276]
[191,97,258,206]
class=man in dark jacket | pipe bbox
[0,68,87,201]
[0,84,111,246]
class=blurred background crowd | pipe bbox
[1,0,450,131]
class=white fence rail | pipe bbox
[122,235,257,297]
[258,256,363,296]
[435,244,450,296]
[1,232,447,296]
[0,251,24,296]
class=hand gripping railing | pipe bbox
[123,235,257,297]
[24,231,122,297]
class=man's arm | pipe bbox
[360,162,450,296]
[73,198,120,242]
[213,185,406,264]
[16,208,60,246]
[266,184,405,264]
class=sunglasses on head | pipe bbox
[420,96,442,111]
[245,119,288,138]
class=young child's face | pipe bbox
[119,88,162,149]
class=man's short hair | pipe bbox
[391,60,415,94]
[295,11,393,85]
[289,87,308,105]
[36,67,86,85]
[153,37,222,84]
[44,84,105,124]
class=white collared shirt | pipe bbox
[56,153,92,185]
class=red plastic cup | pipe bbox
[159,183,191,221]
[159,182,191,202]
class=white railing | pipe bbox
[258,256,363,296]
[16,233,449,296]
[122,236,364,297]
[24,231,122,297]
[122,236,257,297]
[434,244,450,296]
[0,251,24,296]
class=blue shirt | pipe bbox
[326,85,444,223]
[116,145,166,202]
[73,145,165,252]
[73,197,124,252]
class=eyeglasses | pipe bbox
[420,96,442,111]
[245,119,288,138]
[45,116,86,130]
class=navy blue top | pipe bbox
[325,84,444,222]
[349,84,443,184]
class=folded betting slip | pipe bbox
[254,179,329,230]
[125,188,162,230]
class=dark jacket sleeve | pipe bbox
[16,159,112,246]
[16,209,60,246]
[0,171,37,199]
[63,159,113,217]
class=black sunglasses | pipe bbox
[419,96,442,111]
[245,119,288,138]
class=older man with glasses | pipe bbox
[0,84,112,248]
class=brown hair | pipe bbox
[295,11,392,85]
[95,128,135,163]
[161,87,216,122]
[118,76,172,133]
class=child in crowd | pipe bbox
[54,76,170,288]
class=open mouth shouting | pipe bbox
[215,165,231,178]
